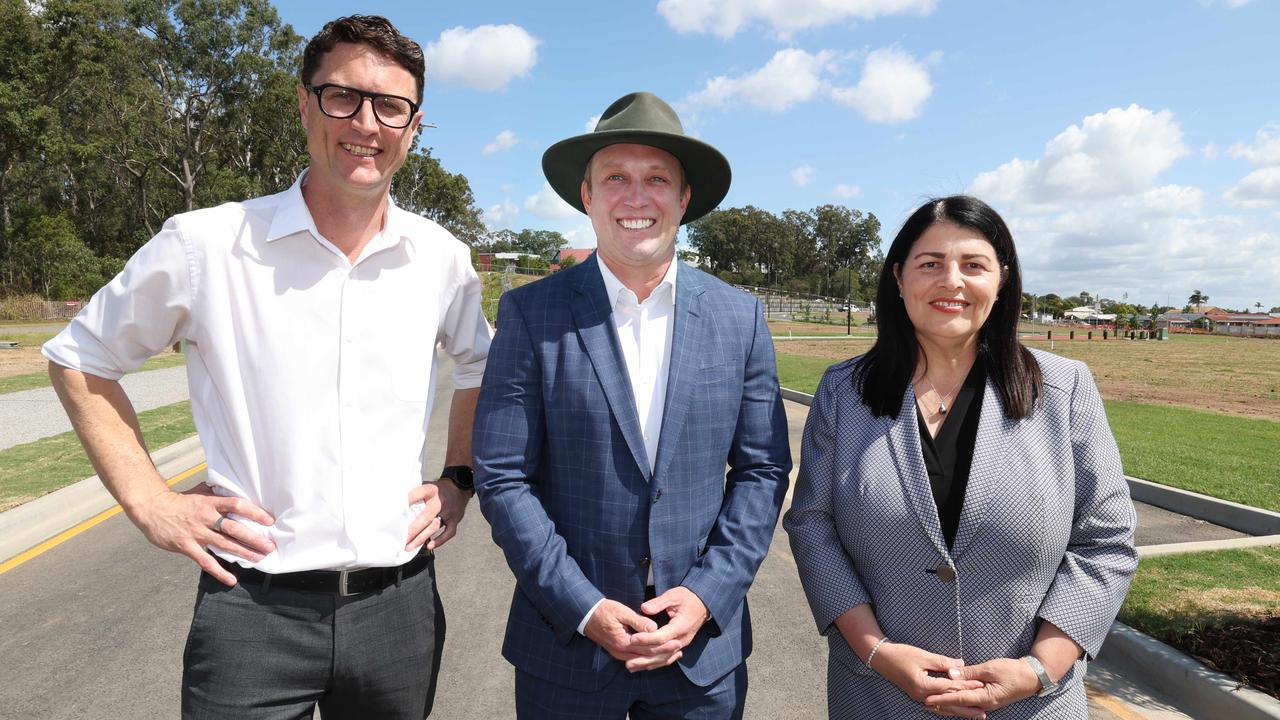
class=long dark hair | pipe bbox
[854,195,1041,419]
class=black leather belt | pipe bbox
[212,551,431,597]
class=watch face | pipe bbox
[442,465,474,490]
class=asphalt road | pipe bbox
[0,368,1175,719]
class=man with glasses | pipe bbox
[43,15,489,719]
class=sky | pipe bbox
[272,0,1280,311]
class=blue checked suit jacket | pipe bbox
[784,350,1138,719]
[473,253,791,692]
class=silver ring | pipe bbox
[213,515,227,533]
[438,515,448,527]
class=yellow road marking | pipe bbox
[0,463,207,576]
[1087,685,1149,720]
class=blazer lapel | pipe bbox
[569,254,652,481]
[652,263,703,482]
[886,387,949,559]
[951,378,1014,557]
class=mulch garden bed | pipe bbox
[1152,616,1278,699]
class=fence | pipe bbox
[0,296,83,323]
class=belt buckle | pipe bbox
[337,569,355,597]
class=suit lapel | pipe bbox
[886,387,949,559]
[951,378,1013,558]
[652,263,703,482]
[570,254,652,481]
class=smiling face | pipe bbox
[297,42,421,203]
[581,143,691,276]
[894,221,1004,348]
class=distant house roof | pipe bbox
[1063,307,1116,321]
[555,248,595,264]
[1207,312,1280,325]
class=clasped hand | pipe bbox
[873,642,1042,719]
[584,586,708,673]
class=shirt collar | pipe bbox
[265,169,414,256]
[597,253,678,308]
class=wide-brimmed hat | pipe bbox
[542,92,731,225]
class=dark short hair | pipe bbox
[301,15,425,103]
[854,195,1041,419]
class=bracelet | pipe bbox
[865,636,890,671]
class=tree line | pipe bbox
[1,0,489,300]
[685,204,884,301]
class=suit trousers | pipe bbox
[514,662,747,720]
[181,554,445,720]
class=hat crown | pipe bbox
[593,92,685,136]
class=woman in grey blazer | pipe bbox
[784,196,1138,719]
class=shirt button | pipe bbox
[639,557,650,568]
[934,564,956,582]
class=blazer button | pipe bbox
[639,557,650,568]
[652,489,662,503]
[934,564,956,582]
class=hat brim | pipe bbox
[542,129,731,225]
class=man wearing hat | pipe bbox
[473,92,791,717]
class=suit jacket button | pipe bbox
[639,557,650,567]
[935,564,956,582]
[652,489,662,503]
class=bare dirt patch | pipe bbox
[775,334,1280,422]
[0,345,50,379]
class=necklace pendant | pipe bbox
[938,402,947,414]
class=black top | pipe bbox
[917,359,987,550]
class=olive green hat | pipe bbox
[541,92,731,225]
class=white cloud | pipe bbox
[1228,124,1280,166]
[425,25,539,91]
[657,0,937,38]
[969,105,1187,209]
[682,49,839,113]
[1201,143,1219,159]
[482,130,519,156]
[791,165,815,187]
[962,105,1278,310]
[585,115,601,132]
[831,47,932,123]
[1225,166,1280,208]
[834,184,862,198]
[525,182,580,220]
[483,198,519,227]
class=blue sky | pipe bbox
[273,0,1279,311]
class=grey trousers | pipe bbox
[181,555,445,720]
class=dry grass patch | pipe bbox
[774,333,1280,421]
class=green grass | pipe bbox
[0,354,187,395]
[775,352,1280,511]
[776,353,837,395]
[1107,401,1280,512]
[0,400,196,511]
[1119,547,1280,638]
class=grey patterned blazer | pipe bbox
[783,349,1137,719]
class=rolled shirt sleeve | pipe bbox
[437,244,491,389]
[42,221,194,379]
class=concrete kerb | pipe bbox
[781,384,1280,717]
[0,436,206,565]
[1102,623,1280,720]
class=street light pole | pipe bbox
[846,262,853,335]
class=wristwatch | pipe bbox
[440,465,475,493]
[1021,654,1059,697]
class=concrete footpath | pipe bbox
[0,365,190,451]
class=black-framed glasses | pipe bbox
[306,83,420,129]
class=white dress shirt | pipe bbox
[577,254,677,633]
[43,171,492,573]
